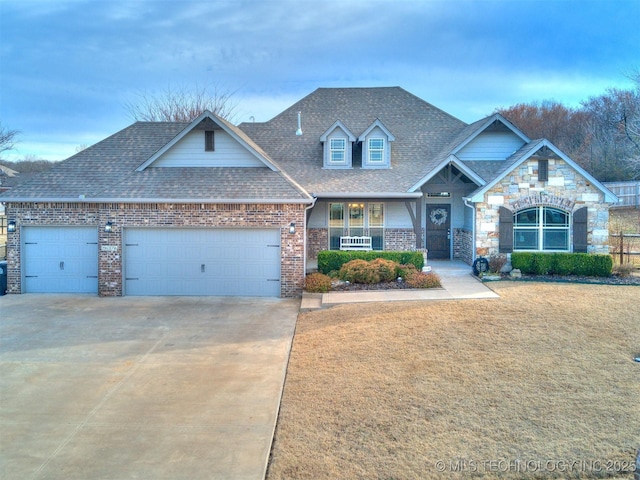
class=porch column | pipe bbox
[415,198,422,249]
[404,199,423,249]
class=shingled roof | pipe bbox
[6,87,598,204]
[2,120,311,203]
[238,87,468,196]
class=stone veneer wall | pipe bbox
[475,158,611,257]
[5,202,306,297]
[453,228,473,265]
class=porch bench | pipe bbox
[340,236,373,251]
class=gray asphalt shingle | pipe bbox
[2,121,309,201]
[238,87,470,194]
[2,87,528,203]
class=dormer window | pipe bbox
[320,121,356,169]
[330,138,346,164]
[368,138,385,163]
[359,119,394,169]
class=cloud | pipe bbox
[1,0,638,161]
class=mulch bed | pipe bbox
[328,271,640,291]
[330,280,422,291]
[491,272,640,285]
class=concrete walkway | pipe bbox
[301,260,499,310]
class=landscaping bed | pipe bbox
[306,257,440,293]
[330,279,431,291]
[482,271,640,286]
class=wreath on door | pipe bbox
[429,208,448,226]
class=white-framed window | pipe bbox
[328,202,385,250]
[514,206,569,251]
[368,138,385,163]
[329,138,346,164]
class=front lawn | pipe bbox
[268,282,640,479]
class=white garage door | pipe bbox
[124,228,281,297]
[23,226,98,293]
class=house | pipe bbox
[0,87,617,297]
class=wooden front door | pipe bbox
[426,204,450,259]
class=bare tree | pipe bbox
[0,156,54,173]
[0,123,20,159]
[581,88,640,180]
[124,83,238,122]
[497,84,640,181]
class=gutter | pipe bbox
[1,197,315,205]
[463,197,476,262]
[316,192,423,199]
[303,195,318,276]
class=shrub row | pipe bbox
[338,259,440,288]
[304,259,441,292]
[317,250,424,275]
[510,252,613,277]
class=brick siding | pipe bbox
[453,228,473,265]
[5,202,306,297]
[307,228,328,259]
[384,228,416,251]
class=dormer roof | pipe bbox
[320,120,356,142]
[358,119,395,142]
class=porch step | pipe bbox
[300,293,323,310]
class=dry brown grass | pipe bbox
[268,282,640,479]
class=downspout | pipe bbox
[463,197,476,263]
[303,195,318,275]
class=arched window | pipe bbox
[513,207,569,251]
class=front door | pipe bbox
[426,204,450,259]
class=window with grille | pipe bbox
[513,206,569,251]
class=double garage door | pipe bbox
[21,227,281,297]
[125,228,281,296]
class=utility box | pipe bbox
[0,260,7,296]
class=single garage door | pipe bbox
[124,228,281,297]
[22,226,98,293]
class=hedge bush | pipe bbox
[405,271,441,289]
[511,252,613,277]
[397,263,418,279]
[317,250,424,275]
[369,258,399,282]
[339,259,381,284]
[304,272,333,293]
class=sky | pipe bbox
[1,0,638,162]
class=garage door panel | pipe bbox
[23,227,98,294]
[125,228,281,297]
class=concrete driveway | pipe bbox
[0,294,299,480]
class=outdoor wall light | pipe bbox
[289,222,296,234]
[7,220,16,233]
[104,222,113,233]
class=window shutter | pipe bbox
[205,131,215,151]
[499,207,513,253]
[573,207,588,253]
